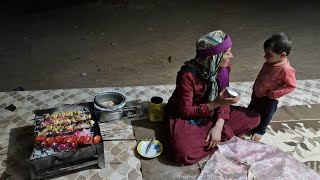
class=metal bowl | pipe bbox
[94,91,126,111]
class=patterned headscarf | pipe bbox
[184,30,232,101]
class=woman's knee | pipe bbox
[169,145,194,165]
[171,140,198,165]
[176,151,194,165]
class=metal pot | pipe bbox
[94,103,123,122]
[94,91,142,122]
[94,91,126,111]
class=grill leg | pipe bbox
[29,168,38,180]
[97,142,105,168]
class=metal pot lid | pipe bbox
[94,91,126,111]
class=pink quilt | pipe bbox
[198,137,320,180]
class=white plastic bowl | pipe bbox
[226,87,240,97]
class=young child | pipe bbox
[248,32,297,141]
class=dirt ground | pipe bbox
[0,0,320,91]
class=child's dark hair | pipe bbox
[264,32,292,55]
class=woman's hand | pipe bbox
[205,118,225,150]
[207,89,240,111]
[215,89,240,105]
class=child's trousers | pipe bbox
[248,94,278,135]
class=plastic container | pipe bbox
[149,96,165,122]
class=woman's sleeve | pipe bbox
[175,72,212,119]
[215,105,230,120]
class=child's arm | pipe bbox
[269,68,296,99]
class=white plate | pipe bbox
[137,140,163,158]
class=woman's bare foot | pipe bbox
[238,133,245,139]
[238,132,252,140]
[252,133,263,141]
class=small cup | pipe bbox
[226,87,240,98]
